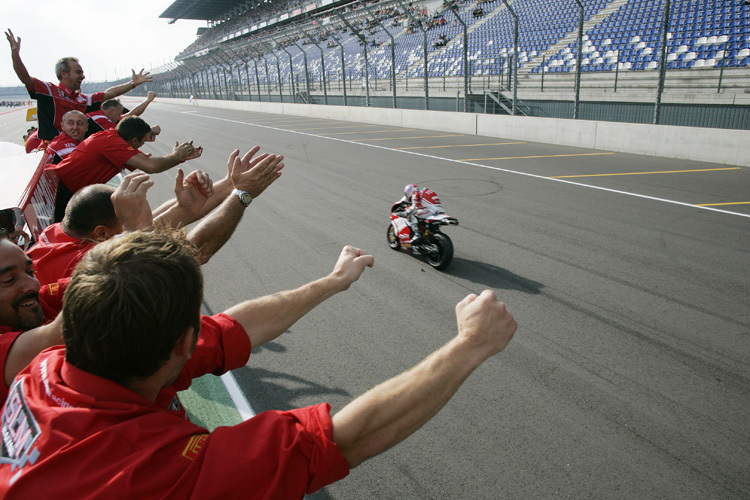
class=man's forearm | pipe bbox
[103,80,136,100]
[11,51,33,90]
[4,316,63,387]
[332,337,485,468]
[153,200,199,229]
[224,273,346,348]
[137,153,184,174]
[187,194,245,264]
[124,96,154,118]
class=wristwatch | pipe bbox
[232,188,252,207]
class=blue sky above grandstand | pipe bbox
[1,0,205,87]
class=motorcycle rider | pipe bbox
[401,183,445,247]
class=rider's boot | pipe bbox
[409,225,423,253]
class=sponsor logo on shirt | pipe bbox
[168,395,183,413]
[1,379,41,485]
[181,434,208,461]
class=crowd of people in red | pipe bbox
[0,27,517,499]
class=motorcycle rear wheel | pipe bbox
[387,224,400,249]
[426,233,454,270]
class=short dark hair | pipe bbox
[63,229,203,384]
[62,184,118,237]
[0,228,9,241]
[116,116,152,142]
[55,57,79,80]
[101,99,122,111]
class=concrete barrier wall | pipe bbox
[166,97,750,167]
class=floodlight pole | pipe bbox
[397,0,429,110]
[447,2,468,112]
[364,3,397,108]
[654,0,672,124]
[501,0,518,115]
[336,11,370,107]
[267,42,284,102]
[573,0,584,119]
[298,24,329,105]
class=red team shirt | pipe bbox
[24,131,42,153]
[49,128,140,193]
[0,279,68,404]
[25,223,94,286]
[0,313,350,498]
[85,110,116,134]
[45,132,81,164]
[28,78,105,141]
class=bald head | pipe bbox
[62,184,121,240]
[61,110,88,142]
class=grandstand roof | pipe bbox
[159,0,248,22]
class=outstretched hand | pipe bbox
[5,29,20,53]
[174,168,214,217]
[111,172,154,232]
[228,146,284,198]
[131,68,153,86]
[173,141,203,161]
[455,290,517,359]
[331,245,374,291]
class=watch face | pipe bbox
[240,192,252,205]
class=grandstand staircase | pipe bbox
[295,91,314,104]
[477,89,532,115]
[518,0,629,78]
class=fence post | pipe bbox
[654,0,672,124]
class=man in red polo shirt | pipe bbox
[85,91,157,137]
[46,110,88,164]
[33,144,283,285]
[0,232,67,405]
[23,127,41,153]
[0,229,516,498]
[50,115,202,222]
[5,29,152,141]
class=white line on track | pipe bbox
[182,112,750,220]
[221,372,255,421]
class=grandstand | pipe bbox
[145,0,750,129]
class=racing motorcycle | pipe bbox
[387,201,459,270]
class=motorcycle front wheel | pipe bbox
[387,224,400,249]
[426,232,454,270]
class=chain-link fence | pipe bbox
[135,0,750,129]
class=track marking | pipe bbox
[290,124,382,131]
[360,134,465,141]
[395,141,526,150]
[180,112,750,219]
[325,128,416,135]
[551,167,740,178]
[458,152,615,161]
[221,372,255,421]
[696,201,750,207]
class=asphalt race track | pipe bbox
[2,101,749,499]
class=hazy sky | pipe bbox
[1,0,206,87]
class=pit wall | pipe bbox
[160,98,750,167]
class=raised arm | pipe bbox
[224,246,374,348]
[125,141,202,174]
[111,172,155,231]
[152,169,214,226]
[4,315,63,387]
[331,290,517,468]
[102,69,153,100]
[186,147,284,264]
[4,29,33,90]
[122,91,156,119]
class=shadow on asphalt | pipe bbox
[443,257,544,294]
